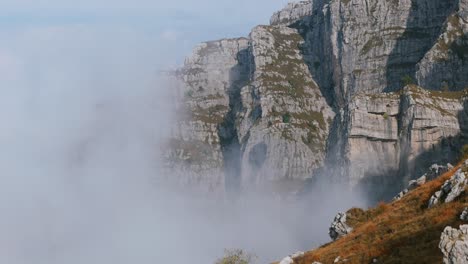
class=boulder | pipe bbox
[461,208,468,221]
[329,212,353,241]
[440,225,468,264]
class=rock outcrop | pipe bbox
[165,0,468,196]
[440,225,468,264]
[329,212,352,241]
[393,175,427,201]
[394,163,452,200]
[428,163,468,208]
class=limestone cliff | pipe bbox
[165,0,468,196]
[348,87,467,199]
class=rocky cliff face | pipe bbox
[164,38,250,192]
[349,87,467,199]
[166,0,468,196]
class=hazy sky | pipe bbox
[0,1,371,263]
[0,0,291,66]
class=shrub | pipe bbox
[215,249,256,264]
[383,112,389,120]
[401,75,414,86]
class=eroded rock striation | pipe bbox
[166,0,468,195]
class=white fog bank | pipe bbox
[0,23,367,264]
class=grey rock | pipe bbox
[347,86,464,188]
[329,212,352,241]
[461,208,468,221]
[394,163,451,201]
[239,25,334,190]
[270,1,312,26]
[440,225,468,264]
[163,38,250,193]
[416,8,468,91]
[428,167,468,208]
[165,0,468,196]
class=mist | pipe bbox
[0,11,368,264]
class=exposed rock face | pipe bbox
[270,1,313,26]
[166,0,468,195]
[164,38,251,192]
[428,164,468,208]
[347,92,401,187]
[238,25,334,190]
[347,86,465,200]
[440,225,468,264]
[329,212,352,241]
[416,7,468,91]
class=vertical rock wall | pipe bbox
[165,0,468,197]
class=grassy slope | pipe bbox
[287,163,468,264]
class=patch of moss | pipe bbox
[258,26,318,100]
[191,105,228,124]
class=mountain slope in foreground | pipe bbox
[277,160,468,263]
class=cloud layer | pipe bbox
[0,1,368,263]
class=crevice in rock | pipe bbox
[218,47,253,196]
[290,4,348,185]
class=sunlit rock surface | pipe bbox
[165,0,468,196]
[440,225,468,264]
